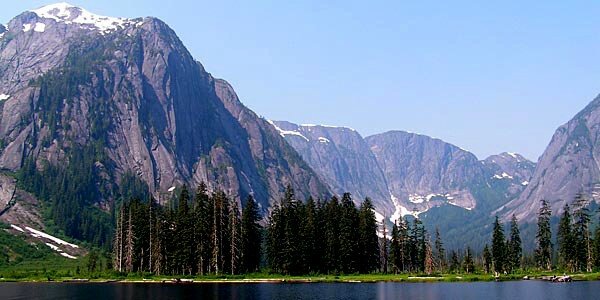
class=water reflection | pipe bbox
[1,281,598,300]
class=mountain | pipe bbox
[270,121,393,216]
[502,95,600,221]
[366,131,483,219]
[484,152,536,198]
[271,123,536,224]
[0,2,330,239]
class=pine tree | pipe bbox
[573,194,592,272]
[449,250,460,274]
[424,236,435,275]
[491,216,506,273]
[557,203,574,272]
[389,221,401,274]
[434,228,446,273]
[229,199,242,275]
[507,215,522,272]
[125,204,134,273]
[358,198,379,274]
[194,183,211,275]
[241,195,262,273]
[463,247,474,274]
[380,219,388,274]
[535,199,553,271]
[482,244,492,274]
[594,214,600,269]
[339,193,359,273]
[324,196,341,274]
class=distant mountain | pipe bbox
[0,3,329,217]
[271,121,393,216]
[366,131,482,219]
[502,95,600,221]
[272,123,536,226]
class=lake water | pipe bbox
[1,281,598,300]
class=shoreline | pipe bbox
[1,273,598,284]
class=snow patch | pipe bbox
[267,120,309,141]
[22,24,32,32]
[374,211,385,223]
[45,243,60,251]
[492,172,513,180]
[31,2,137,34]
[507,152,518,159]
[521,181,529,186]
[10,224,25,232]
[390,193,424,222]
[447,201,474,211]
[318,137,330,143]
[34,22,46,32]
[0,94,10,101]
[60,252,77,259]
[167,186,176,192]
[25,226,79,249]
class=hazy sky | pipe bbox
[2,1,599,160]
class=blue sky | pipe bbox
[2,1,599,160]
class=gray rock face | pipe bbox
[271,121,393,215]
[503,96,600,221]
[366,131,482,219]
[484,152,536,198]
[0,4,329,211]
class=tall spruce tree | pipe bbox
[535,199,553,270]
[358,198,379,274]
[339,193,359,273]
[449,250,460,274]
[507,215,522,272]
[573,194,592,272]
[241,195,262,273]
[557,203,574,272]
[463,247,474,274]
[434,228,446,273]
[389,221,401,274]
[482,244,492,274]
[491,216,506,273]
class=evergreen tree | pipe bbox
[594,213,600,269]
[194,183,211,275]
[339,193,359,273]
[424,236,435,275]
[324,196,341,273]
[491,216,506,273]
[380,220,388,274]
[229,199,242,275]
[482,244,492,274]
[557,203,574,272]
[535,199,553,270]
[463,247,474,274]
[573,194,592,272]
[389,221,401,274]
[434,228,446,273]
[358,198,379,274]
[241,195,262,273]
[507,215,522,272]
[449,250,460,274]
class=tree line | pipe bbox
[112,185,600,276]
[112,183,261,275]
[487,194,600,274]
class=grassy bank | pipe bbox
[2,272,600,283]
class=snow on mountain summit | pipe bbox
[30,2,141,33]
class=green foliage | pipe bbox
[491,216,506,273]
[535,199,553,270]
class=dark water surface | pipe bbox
[1,281,598,300]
